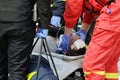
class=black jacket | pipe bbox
[0,0,35,22]
[0,0,51,29]
[37,0,51,29]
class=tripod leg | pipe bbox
[32,37,40,50]
[43,38,59,80]
[35,38,59,80]
[36,38,43,80]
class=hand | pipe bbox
[58,34,71,53]
[76,29,87,41]
[50,16,61,28]
[35,28,48,38]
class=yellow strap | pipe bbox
[105,73,118,79]
[27,72,36,80]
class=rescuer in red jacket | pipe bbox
[59,0,120,79]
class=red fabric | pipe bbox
[63,0,99,28]
[83,27,120,80]
[95,0,120,32]
[83,0,120,79]
[63,0,111,28]
[82,12,98,24]
[64,0,120,79]
[64,0,84,28]
[89,0,103,11]
[89,0,110,11]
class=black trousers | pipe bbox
[0,20,35,80]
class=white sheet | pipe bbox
[32,52,84,80]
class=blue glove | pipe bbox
[35,28,48,38]
[58,34,71,52]
[76,29,87,41]
[50,16,61,28]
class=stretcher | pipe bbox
[32,36,85,80]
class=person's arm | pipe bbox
[51,0,66,27]
[63,0,84,38]
[64,26,73,36]
[64,0,84,28]
[58,0,84,52]
[50,0,65,27]
[35,0,51,38]
[75,12,98,41]
[81,11,98,32]
[37,0,51,29]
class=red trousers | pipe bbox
[83,27,120,80]
[83,0,120,79]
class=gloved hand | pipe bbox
[35,28,48,38]
[58,34,71,53]
[50,16,61,28]
[76,29,87,41]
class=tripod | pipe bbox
[33,37,59,80]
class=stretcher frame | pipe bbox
[33,37,59,80]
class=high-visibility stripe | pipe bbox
[105,73,118,79]
[84,71,105,75]
[84,72,91,75]
[95,71,105,75]
[50,4,53,8]
[84,71,118,79]
[27,72,36,80]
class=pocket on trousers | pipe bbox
[91,27,116,48]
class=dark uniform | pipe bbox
[52,0,65,17]
[0,0,50,80]
[52,0,65,24]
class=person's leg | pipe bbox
[83,27,118,80]
[8,21,35,80]
[105,32,120,80]
[0,22,8,80]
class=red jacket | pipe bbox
[63,0,99,28]
[64,0,120,32]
